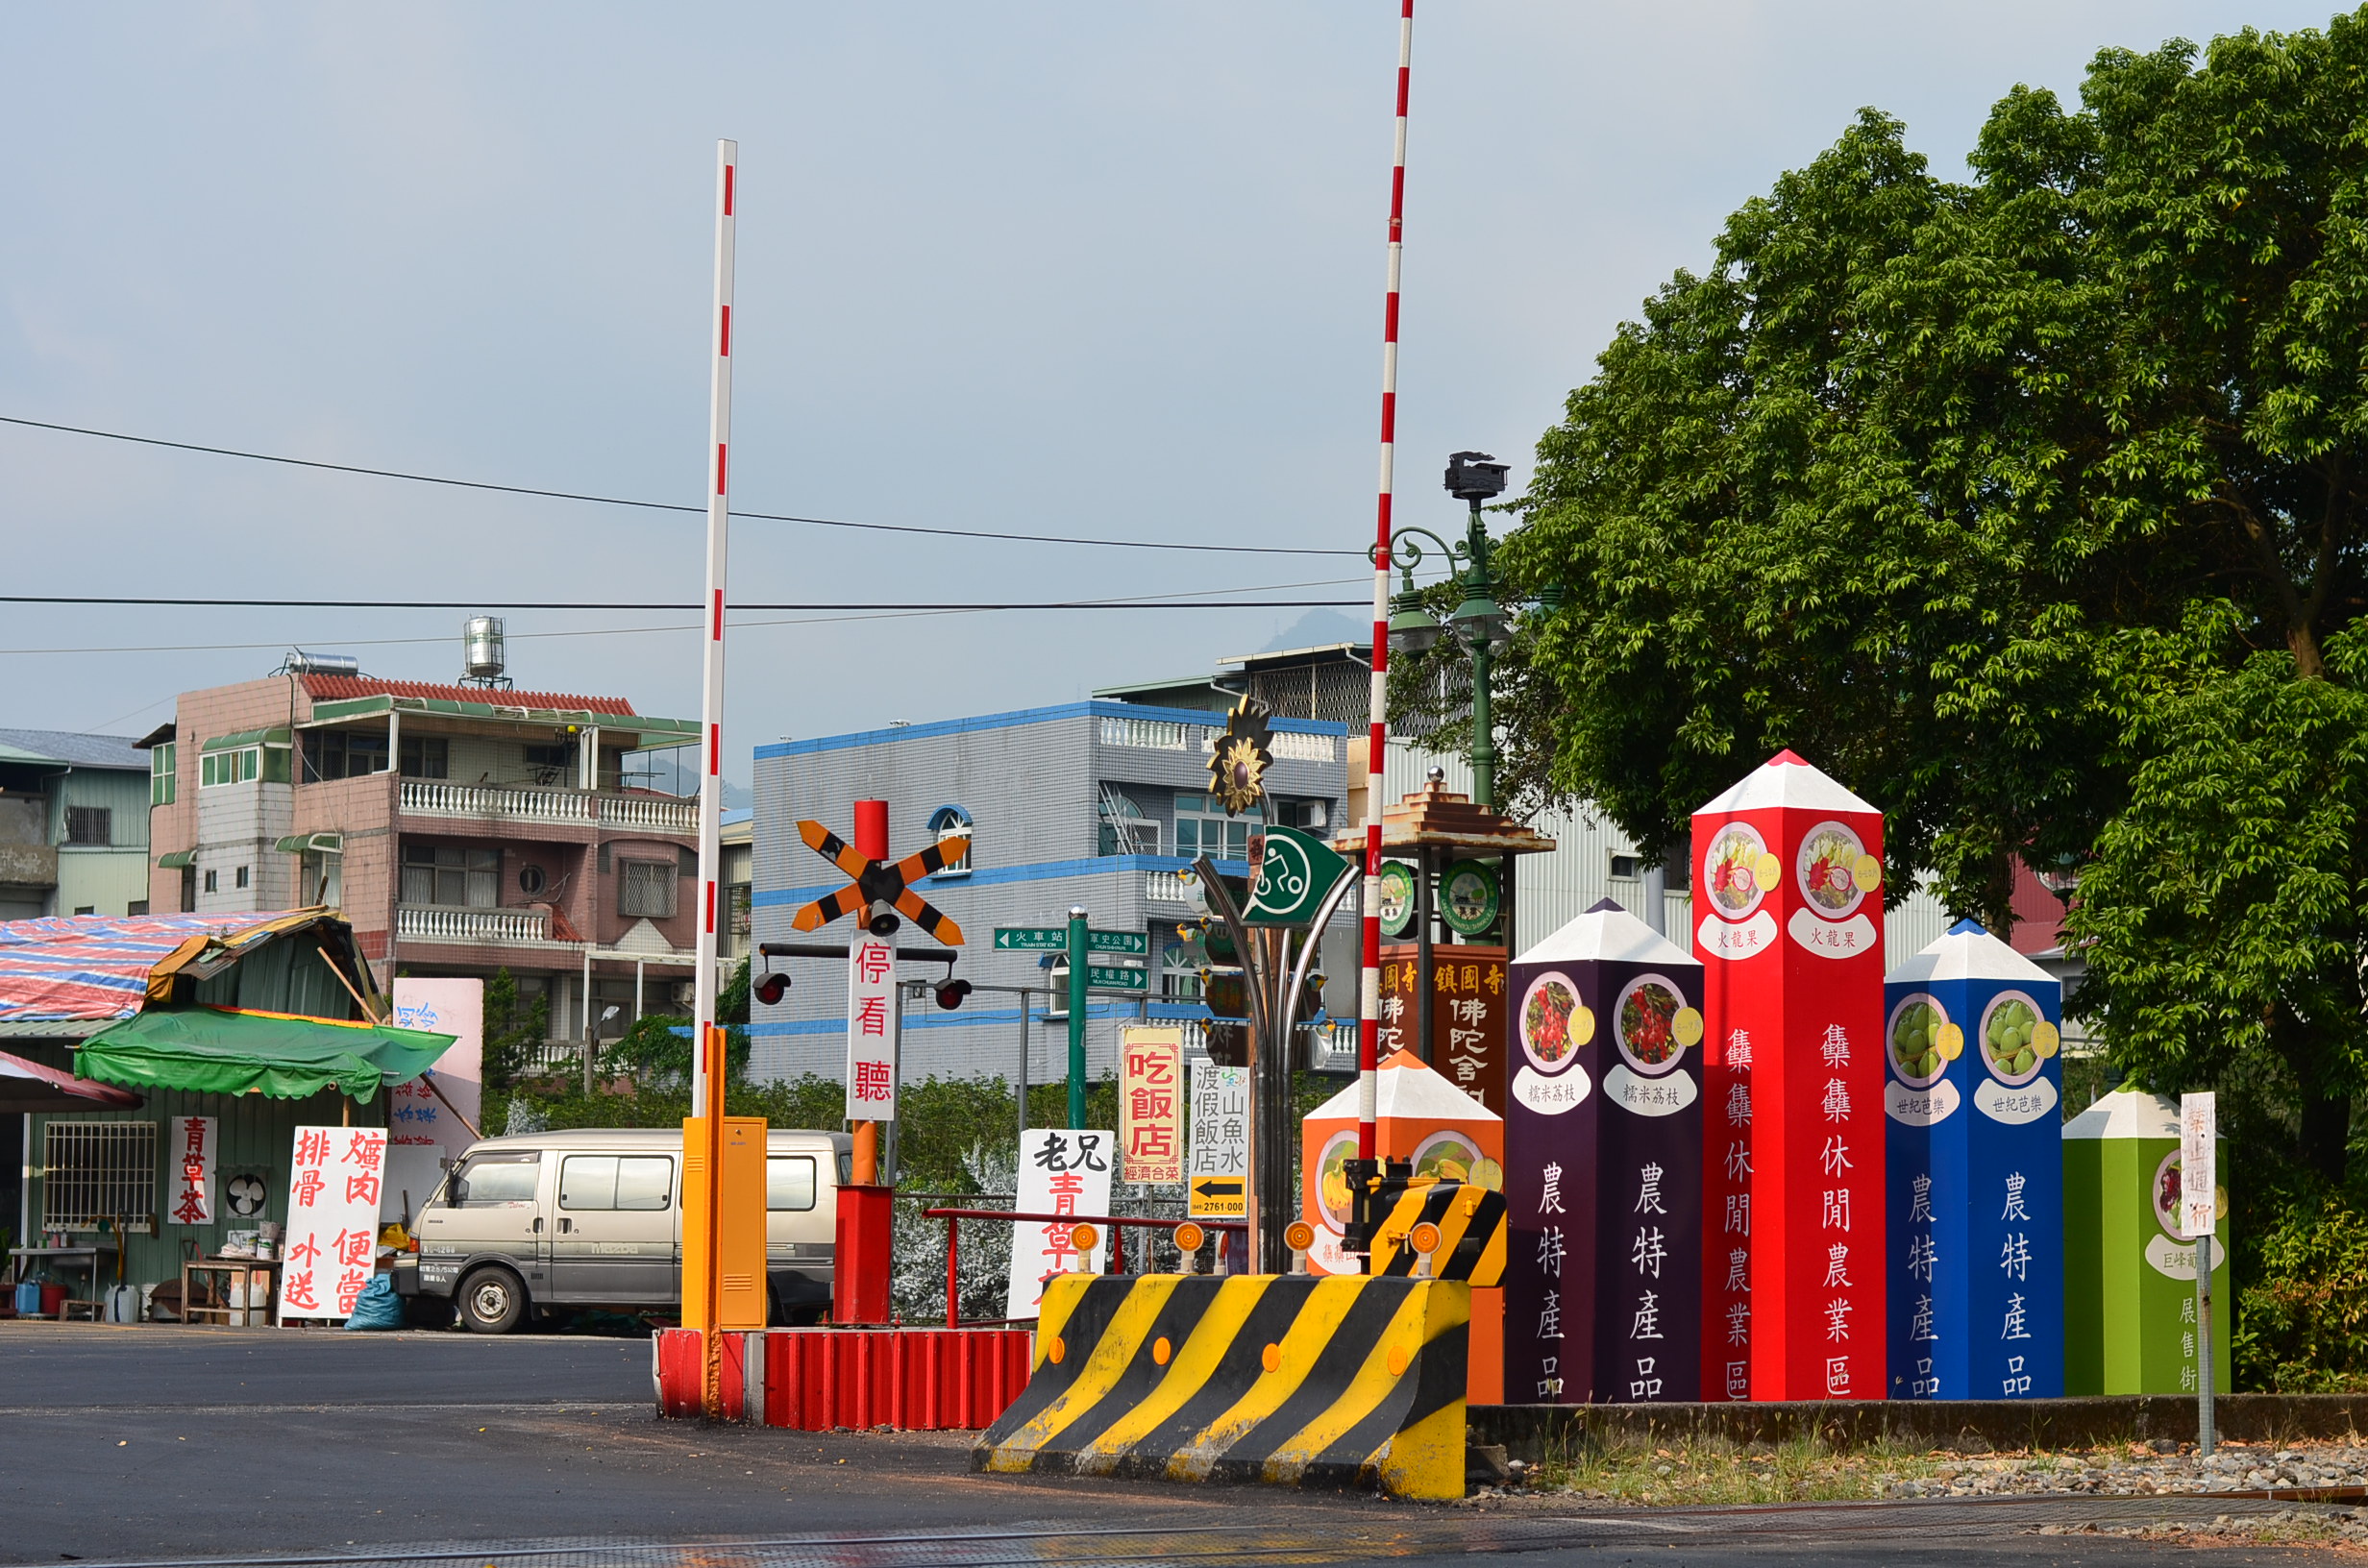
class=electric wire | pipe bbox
[0,414,1362,557]
[0,576,1369,656]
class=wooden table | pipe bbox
[180,1259,280,1327]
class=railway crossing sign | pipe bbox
[790,820,965,945]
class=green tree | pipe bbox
[480,968,551,1091]
[1474,13,2368,1182]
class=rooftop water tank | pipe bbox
[462,616,506,682]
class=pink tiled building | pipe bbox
[142,672,703,1051]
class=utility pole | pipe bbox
[1066,905,1089,1128]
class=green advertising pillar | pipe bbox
[2062,1089,2230,1395]
[1067,905,1089,1130]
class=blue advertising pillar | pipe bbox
[1884,919,2064,1399]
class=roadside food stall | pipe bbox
[0,911,455,1322]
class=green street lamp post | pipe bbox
[1379,450,1515,811]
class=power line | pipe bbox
[0,576,1369,656]
[0,415,1362,557]
[0,594,1359,611]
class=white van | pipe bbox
[406,1127,851,1333]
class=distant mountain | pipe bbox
[627,749,749,806]
[1257,608,1367,653]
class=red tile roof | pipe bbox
[304,676,637,716]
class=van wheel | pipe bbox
[458,1267,528,1334]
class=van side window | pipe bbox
[452,1152,539,1206]
[615,1156,673,1211]
[561,1155,673,1211]
[837,1150,853,1188]
[767,1156,817,1212]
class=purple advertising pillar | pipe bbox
[1506,899,1706,1404]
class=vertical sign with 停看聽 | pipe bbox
[1119,1025,1183,1184]
[1004,1128,1112,1319]
[1692,750,1887,1402]
[168,1115,217,1225]
[1187,1062,1248,1219]
[846,935,898,1119]
[387,977,484,1227]
[277,1124,388,1322]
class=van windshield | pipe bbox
[449,1151,540,1206]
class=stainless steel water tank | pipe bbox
[462,616,506,681]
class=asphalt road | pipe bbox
[0,1322,2332,1568]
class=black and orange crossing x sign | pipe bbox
[788,820,966,946]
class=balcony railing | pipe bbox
[1145,870,1195,905]
[1269,730,1337,763]
[397,904,553,944]
[597,793,699,832]
[400,779,697,834]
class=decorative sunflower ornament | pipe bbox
[1208,698,1273,817]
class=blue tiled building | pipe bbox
[749,699,1352,1086]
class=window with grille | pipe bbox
[401,844,499,907]
[42,1121,158,1230]
[64,806,111,845]
[617,859,678,919]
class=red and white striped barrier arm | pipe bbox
[693,139,737,1120]
[1358,2,1413,1164]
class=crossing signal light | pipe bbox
[754,971,791,1007]
[933,978,974,1011]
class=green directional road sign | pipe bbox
[1086,963,1148,992]
[997,926,1144,954]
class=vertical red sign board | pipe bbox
[1692,750,1887,1401]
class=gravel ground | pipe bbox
[1886,1437,2368,1499]
[1504,1433,2368,1513]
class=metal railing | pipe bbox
[395,904,552,943]
[922,1206,1247,1327]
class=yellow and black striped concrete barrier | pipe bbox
[972,1273,1468,1500]
[1369,1179,1507,1286]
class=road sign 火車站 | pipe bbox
[996,926,1145,954]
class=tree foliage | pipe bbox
[1475,12,2368,1183]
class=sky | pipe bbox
[2,2,2345,787]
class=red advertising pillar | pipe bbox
[1692,751,1887,1401]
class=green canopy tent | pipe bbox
[77,1006,456,1102]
